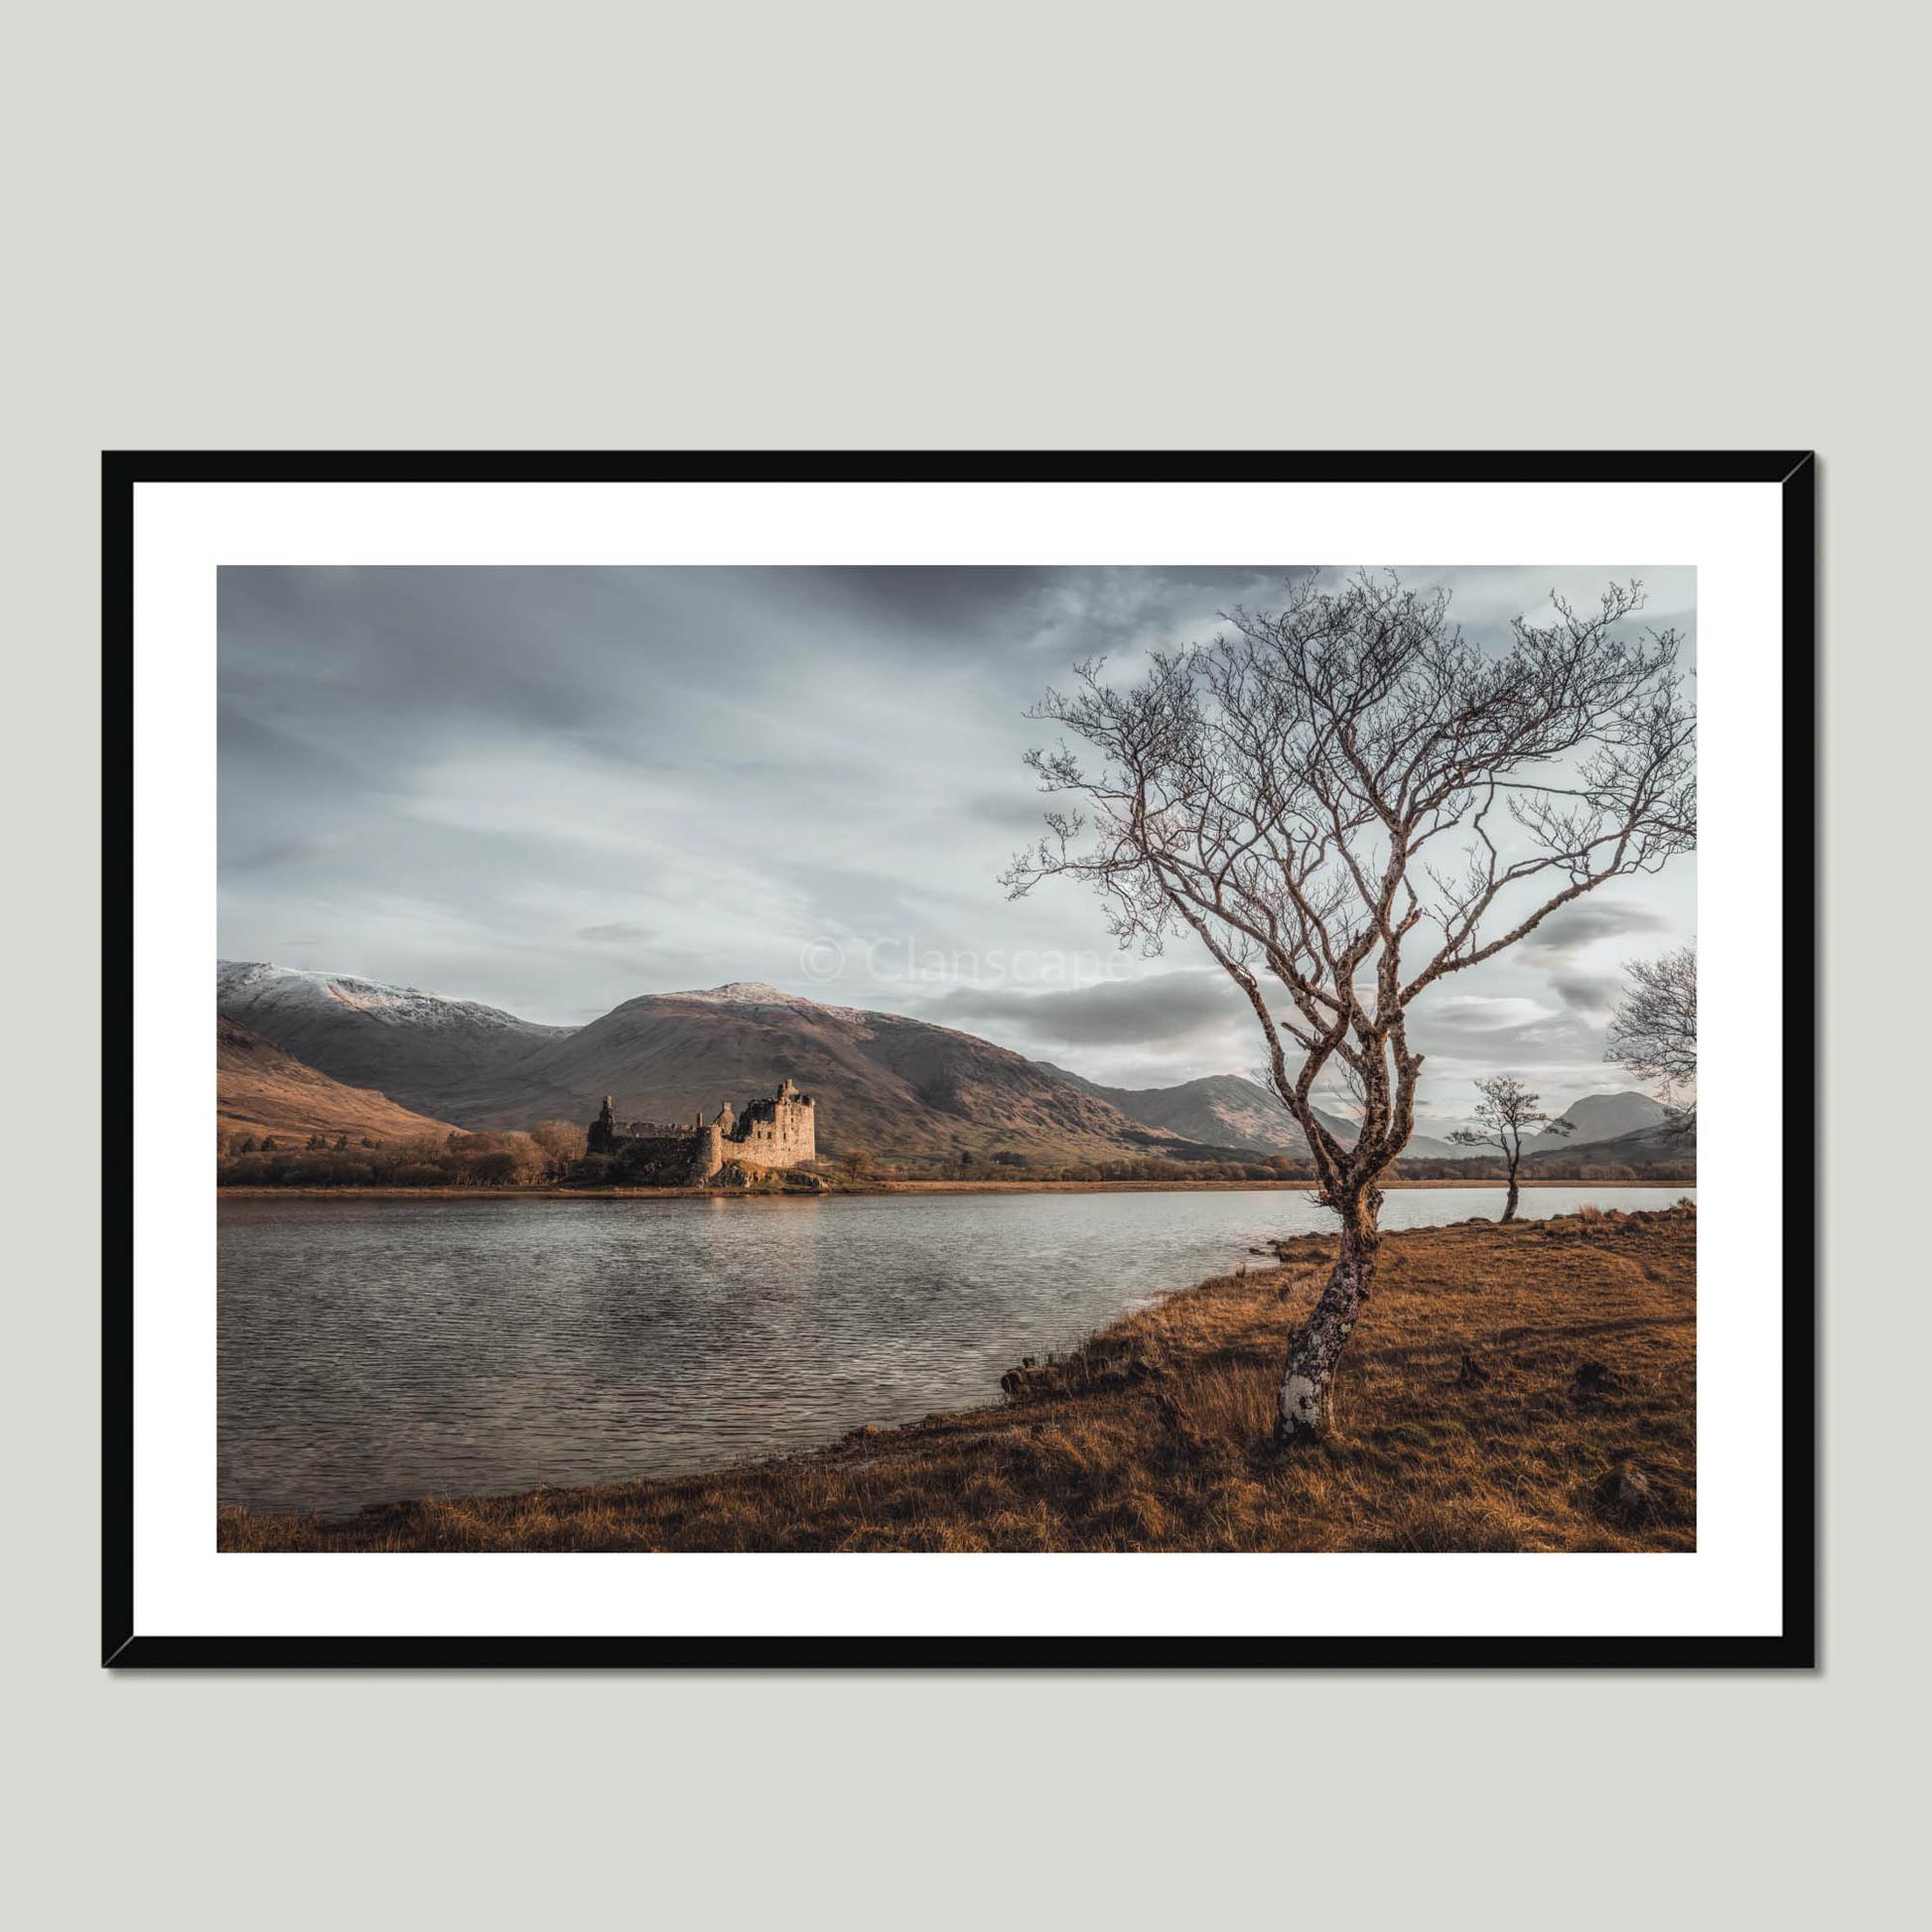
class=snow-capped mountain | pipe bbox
[667,981,798,1006]
[216,961,571,1118]
[216,960,556,1033]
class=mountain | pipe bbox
[1542,1090,1676,1144]
[1047,1067,1471,1163]
[310,979,1223,1164]
[1044,1068,1339,1154]
[216,961,570,1119]
[1528,1113,1696,1168]
[219,962,1568,1169]
[217,1019,455,1144]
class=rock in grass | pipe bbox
[1596,1460,1653,1521]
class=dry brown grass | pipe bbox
[218,1204,1696,1554]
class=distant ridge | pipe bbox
[1542,1090,1676,1144]
[1527,1113,1696,1167]
[1044,1065,1470,1163]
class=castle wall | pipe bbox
[623,1132,703,1168]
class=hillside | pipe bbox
[216,961,570,1117]
[424,982,1212,1163]
[217,1019,455,1144]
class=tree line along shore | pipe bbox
[216,1123,1692,1195]
[220,1174,1692,1200]
[218,1203,1696,1554]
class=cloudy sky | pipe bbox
[218,564,1696,1129]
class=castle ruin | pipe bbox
[586,1077,816,1185]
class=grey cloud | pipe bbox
[1551,970,1623,1013]
[218,563,1696,1110]
[912,972,1249,1053]
[1516,899,1671,961]
[577,921,654,943]
[963,786,1060,835]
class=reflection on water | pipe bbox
[217,1185,1695,1514]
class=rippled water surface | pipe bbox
[218,1186,1695,1513]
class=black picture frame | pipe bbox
[104,450,1818,1670]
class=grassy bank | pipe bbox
[219,1204,1695,1553]
[870,1176,1688,1195]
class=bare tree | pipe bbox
[1005,572,1695,1443]
[1449,1074,1572,1223]
[1606,944,1697,1129]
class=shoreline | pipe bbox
[216,1175,1694,1201]
[218,1206,1698,1553]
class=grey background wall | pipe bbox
[5,3,1919,1926]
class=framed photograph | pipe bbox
[106,451,1815,1667]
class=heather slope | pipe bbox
[217,1019,456,1143]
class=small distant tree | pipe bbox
[1449,1075,1573,1223]
[1007,573,1694,1442]
[1607,943,1697,1128]
[842,1147,874,1179]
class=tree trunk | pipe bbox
[1276,1202,1380,1444]
[1502,1172,1520,1223]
